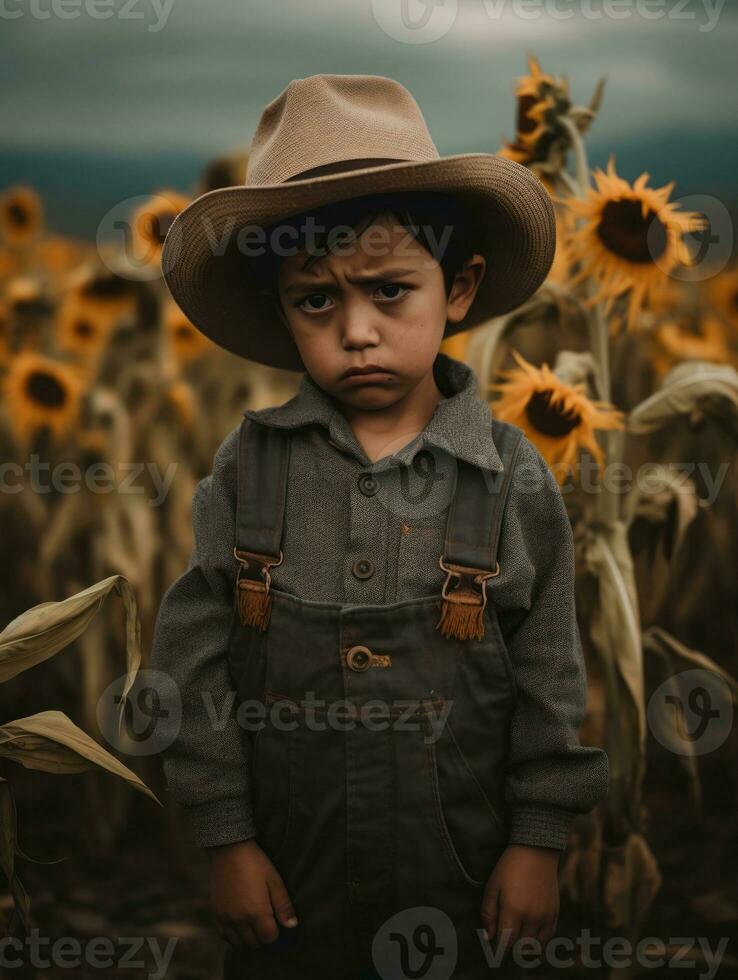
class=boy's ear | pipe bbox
[446,254,487,324]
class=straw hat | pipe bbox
[161,73,555,372]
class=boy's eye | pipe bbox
[375,283,410,302]
[296,282,411,313]
[297,292,333,313]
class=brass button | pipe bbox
[346,645,372,672]
[352,558,374,580]
[358,473,380,496]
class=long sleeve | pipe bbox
[150,424,257,848]
[495,435,609,851]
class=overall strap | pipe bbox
[436,420,525,642]
[233,416,292,631]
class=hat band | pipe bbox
[283,158,412,182]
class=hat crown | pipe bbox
[246,74,440,186]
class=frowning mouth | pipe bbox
[341,364,393,380]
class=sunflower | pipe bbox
[0,187,44,247]
[74,269,138,319]
[547,208,578,287]
[197,148,250,194]
[54,271,137,359]
[489,348,624,485]
[704,265,738,331]
[5,276,52,322]
[164,301,213,365]
[0,248,21,282]
[650,314,735,377]
[3,351,83,446]
[560,157,706,332]
[55,291,116,360]
[0,301,9,362]
[34,235,88,276]
[130,190,190,265]
[498,55,570,167]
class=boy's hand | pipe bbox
[481,844,560,954]
[207,839,298,950]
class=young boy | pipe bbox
[152,74,609,979]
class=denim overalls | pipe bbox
[223,413,526,980]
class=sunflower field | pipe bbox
[1,56,737,978]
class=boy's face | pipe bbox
[274,211,486,413]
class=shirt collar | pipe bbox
[243,351,504,473]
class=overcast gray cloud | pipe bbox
[2,0,737,153]
[1,0,736,237]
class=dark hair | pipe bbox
[245,190,481,303]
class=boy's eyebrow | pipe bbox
[282,267,419,294]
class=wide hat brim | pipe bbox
[161,153,556,372]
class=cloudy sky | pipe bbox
[2,0,737,236]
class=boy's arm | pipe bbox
[496,436,609,852]
[150,425,257,849]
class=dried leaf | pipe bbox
[0,710,160,805]
[0,576,141,731]
[560,811,604,908]
[645,645,702,807]
[628,361,738,434]
[0,776,15,881]
[643,626,738,701]
[585,521,645,745]
[602,832,662,930]
[624,463,700,563]
[0,777,31,932]
[553,349,603,394]
[589,75,607,115]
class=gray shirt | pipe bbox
[151,352,608,850]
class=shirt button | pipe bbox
[357,473,380,496]
[352,559,374,580]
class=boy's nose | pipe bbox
[339,294,382,347]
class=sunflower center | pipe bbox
[26,371,67,408]
[597,198,668,264]
[81,274,134,301]
[517,94,539,135]
[526,389,580,437]
[8,202,29,227]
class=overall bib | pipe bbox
[222,415,526,980]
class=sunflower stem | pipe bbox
[559,115,590,196]
[556,115,620,521]
[554,168,580,199]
